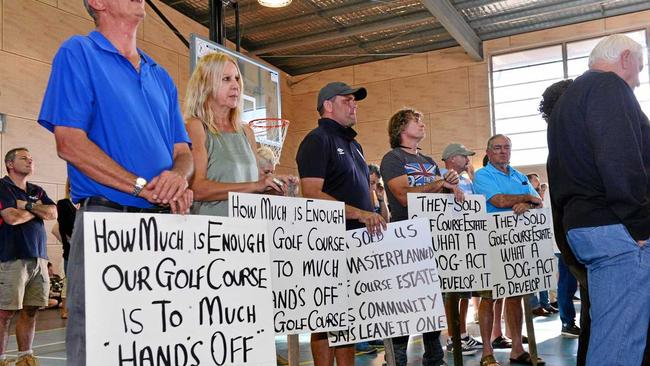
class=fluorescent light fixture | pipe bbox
[258,0,292,8]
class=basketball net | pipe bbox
[248,118,290,163]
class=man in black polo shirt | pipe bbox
[296,81,387,366]
[0,147,57,366]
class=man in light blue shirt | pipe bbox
[473,134,543,366]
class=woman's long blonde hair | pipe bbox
[184,52,244,134]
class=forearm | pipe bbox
[29,204,58,220]
[1,208,35,225]
[171,146,194,181]
[489,194,536,208]
[378,200,390,222]
[393,180,446,206]
[55,127,137,194]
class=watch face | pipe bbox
[136,177,147,187]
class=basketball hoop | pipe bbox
[248,118,290,163]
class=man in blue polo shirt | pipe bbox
[296,81,387,366]
[37,1,193,365]
[0,148,57,366]
[473,134,543,366]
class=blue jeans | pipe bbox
[529,290,550,309]
[567,224,650,366]
[555,253,578,326]
[392,331,444,366]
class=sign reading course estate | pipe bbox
[408,193,492,292]
[84,213,276,366]
[229,193,348,335]
[329,219,446,346]
[488,208,556,298]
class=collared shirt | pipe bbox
[473,162,538,213]
[38,31,190,208]
[0,176,54,261]
[296,118,372,230]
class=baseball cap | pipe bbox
[442,143,476,161]
[316,82,367,111]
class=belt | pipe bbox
[80,196,170,214]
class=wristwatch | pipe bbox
[25,201,34,212]
[132,177,147,197]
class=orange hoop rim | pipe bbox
[248,118,290,129]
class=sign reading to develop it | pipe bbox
[408,193,492,292]
[329,219,446,346]
[229,193,348,335]
[84,213,276,366]
[488,208,556,298]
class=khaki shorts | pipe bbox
[0,258,50,310]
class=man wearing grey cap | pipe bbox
[296,81,387,366]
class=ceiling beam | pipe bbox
[250,11,434,55]
[420,0,482,61]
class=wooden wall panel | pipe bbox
[278,128,310,169]
[356,80,391,123]
[57,0,92,21]
[428,107,490,154]
[509,20,605,48]
[288,91,319,132]
[4,0,93,63]
[2,117,66,184]
[290,67,354,95]
[0,51,51,120]
[143,0,208,56]
[36,0,56,6]
[605,10,650,30]
[483,38,511,55]
[353,54,428,85]
[355,119,390,163]
[469,63,489,108]
[427,46,481,73]
[390,68,469,114]
[0,0,3,50]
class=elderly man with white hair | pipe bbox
[548,34,650,366]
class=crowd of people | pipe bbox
[0,1,648,366]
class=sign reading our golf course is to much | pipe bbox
[84,212,276,366]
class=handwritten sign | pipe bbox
[84,213,276,366]
[329,219,446,346]
[229,193,348,335]
[488,208,556,298]
[408,193,492,292]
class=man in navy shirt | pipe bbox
[0,148,57,366]
[38,1,193,365]
[296,81,386,366]
[548,34,650,366]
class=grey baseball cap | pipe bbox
[317,82,367,111]
[442,143,476,161]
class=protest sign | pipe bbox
[408,193,492,292]
[229,193,348,335]
[329,218,446,346]
[85,213,275,366]
[488,208,556,298]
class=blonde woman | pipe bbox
[184,53,287,216]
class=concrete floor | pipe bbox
[6,302,580,365]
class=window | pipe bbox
[491,30,650,167]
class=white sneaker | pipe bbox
[462,335,483,349]
[446,338,478,356]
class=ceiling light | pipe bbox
[258,0,292,8]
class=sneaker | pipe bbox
[462,335,483,349]
[446,338,478,356]
[355,342,377,355]
[561,324,581,338]
[15,355,38,366]
[543,305,559,314]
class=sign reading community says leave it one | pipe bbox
[84,213,276,366]
[229,193,348,335]
[488,208,556,298]
[329,218,446,346]
[408,193,492,292]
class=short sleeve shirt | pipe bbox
[473,162,539,213]
[296,118,372,230]
[0,176,54,261]
[38,31,190,208]
[380,148,441,221]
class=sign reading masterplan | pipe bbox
[84,213,276,366]
[408,193,492,292]
[488,208,556,298]
[229,193,348,335]
[329,218,446,346]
